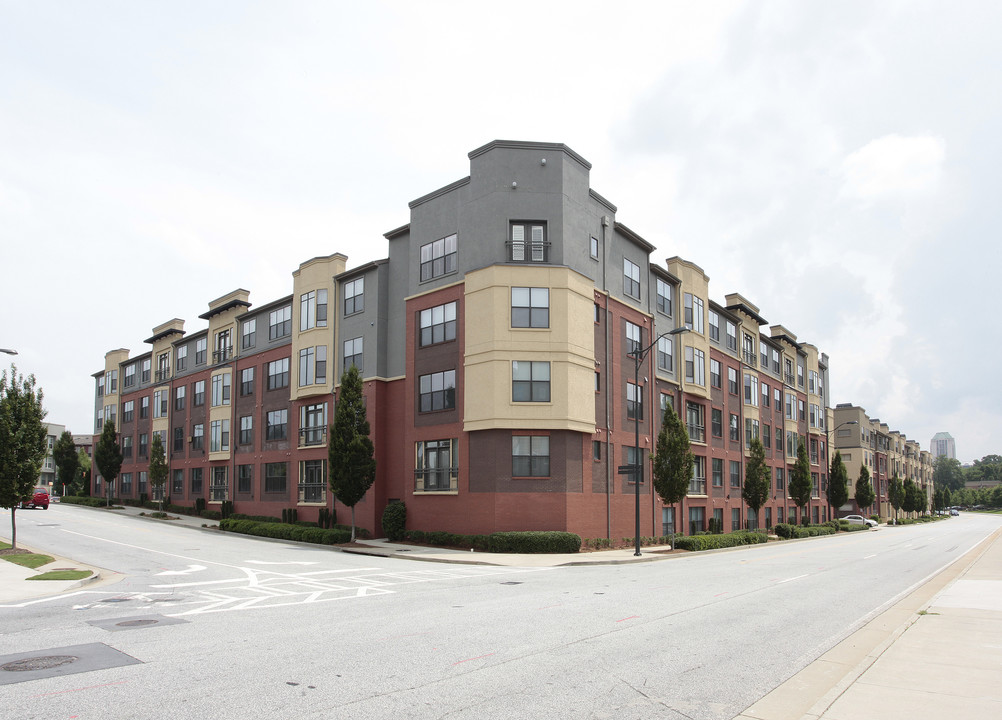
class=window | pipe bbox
[593,441,601,461]
[712,458,723,487]
[422,233,458,279]
[343,337,362,371]
[745,418,759,444]
[156,352,171,382]
[175,386,185,411]
[785,392,796,420]
[105,369,117,393]
[192,423,204,451]
[684,294,704,333]
[122,435,133,459]
[299,347,315,386]
[210,466,228,502]
[195,338,207,365]
[153,389,168,418]
[711,408,723,438]
[624,445,643,485]
[774,387,781,408]
[238,465,253,494]
[512,361,550,402]
[266,410,288,441]
[662,507,676,536]
[139,471,149,496]
[264,462,287,493]
[686,402,705,442]
[762,381,770,407]
[172,469,184,495]
[689,457,706,495]
[239,416,253,446]
[708,311,719,342]
[120,473,132,496]
[810,403,822,429]
[730,460,742,488]
[242,319,256,349]
[138,433,149,458]
[657,336,673,372]
[419,370,456,412]
[268,358,290,390]
[299,460,327,503]
[301,289,329,330]
[590,236,599,259]
[344,278,364,316]
[190,467,203,494]
[727,367,738,394]
[212,328,232,363]
[511,287,549,328]
[415,439,457,491]
[299,403,327,446]
[710,359,721,388]
[776,427,783,452]
[729,413,739,442]
[512,435,549,477]
[124,364,136,388]
[626,322,641,356]
[799,399,805,420]
[420,301,457,346]
[211,373,231,406]
[509,223,547,263]
[742,334,756,366]
[122,400,134,424]
[726,322,737,352]
[173,427,184,453]
[775,466,785,491]
[798,362,805,388]
[241,367,254,396]
[810,438,819,464]
[656,278,672,315]
[763,424,771,449]
[785,358,795,385]
[193,380,205,407]
[787,430,797,458]
[685,347,705,385]
[210,419,230,452]
[176,346,187,372]
[623,258,640,298]
[732,507,741,531]
[661,392,673,415]
[269,305,292,340]
[761,341,769,369]
[139,396,149,419]
[744,374,759,406]
[769,348,779,373]
[626,382,643,420]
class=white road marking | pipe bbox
[864,554,877,559]
[245,560,319,565]
[155,564,207,576]
[777,574,808,584]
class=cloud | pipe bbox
[841,134,945,201]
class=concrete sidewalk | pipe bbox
[733,528,1002,720]
[0,543,107,603]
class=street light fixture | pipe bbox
[826,419,857,519]
[628,325,690,557]
[1,348,17,355]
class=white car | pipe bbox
[843,514,877,528]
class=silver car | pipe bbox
[843,514,878,528]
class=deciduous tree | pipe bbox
[652,403,693,542]
[149,432,168,512]
[932,456,964,492]
[0,365,47,550]
[742,437,770,529]
[888,475,904,524]
[827,450,849,514]
[328,365,376,542]
[855,465,876,515]
[94,420,122,508]
[789,437,812,525]
[52,430,79,498]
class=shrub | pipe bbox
[194,498,206,514]
[60,495,112,508]
[219,518,352,545]
[229,513,283,524]
[487,531,581,554]
[382,501,407,541]
[673,530,767,551]
[201,510,222,520]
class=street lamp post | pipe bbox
[628,325,690,557]
[826,419,857,520]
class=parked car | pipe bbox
[19,487,49,510]
[843,514,877,528]
[950,508,960,516]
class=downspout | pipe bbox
[602,216,612,540]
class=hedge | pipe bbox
[405,529,491,551]
[487,531,581,554]
[673,530,767,551]
[220,518,352,545]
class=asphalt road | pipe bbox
[2,506,999,719]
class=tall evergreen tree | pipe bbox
[827,450,849,515]
[789,437,812,525]
[742,437,770,529]
[855,465,876,515]
[328,365,376,541]
[888,475,904,524]
[94,420,123,508]
[0,365,47,550]
[149,432,168,512]
[652,402,693,543]
[52,430,79,498]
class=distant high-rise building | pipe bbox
[930,432,956,460]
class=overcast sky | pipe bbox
[2,1,997,464]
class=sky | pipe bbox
[1,1,998,464]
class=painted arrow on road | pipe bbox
[156,564,207,576]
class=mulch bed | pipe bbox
[0,547,33,556]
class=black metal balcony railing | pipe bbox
[416,468,458,491]
[506,240,551,263]
[298,483,326,504]
[210,484,228,502]
[155,369,171,383]
[213,346,233,364]
[742,351,757,367]
[298,426,328,447]
[785,373,796,386]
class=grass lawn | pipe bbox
[2,552,55,569]
[27,569,93,581]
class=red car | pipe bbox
[20,487,49,510]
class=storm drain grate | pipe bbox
[100,598,129,603]
[2,655,78,672]
[0,644,141,685]
[87,614,189,633]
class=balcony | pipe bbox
[506,240,550,263]
[688,478,707,495]
[298,483,326,504]
[742,351,757,367]
[785,373,796,386]
[155,369,171,383]
[212,346,234,364]
[298,426,328,447]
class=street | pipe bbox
[2,505,999,720]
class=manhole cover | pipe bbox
[116,619,157,627]
[2,655,78,672]
[100,598,129,603]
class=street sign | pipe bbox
[617,464,639,475]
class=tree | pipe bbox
[652,402,693,542]
[77,447,92,496]
[742,437,770,529]
[94,420,122,508]
[52,430,79,498]
[149,432,168,512]
[328,365,376,542]
[855,465,876,515]
[827,450,849,515]
[0,365,47,550]
[789,437,812,525]
[932,456,964,493]
[888,475,904,524]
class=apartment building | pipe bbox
[831,404,933,517]
[91,140,833,539]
